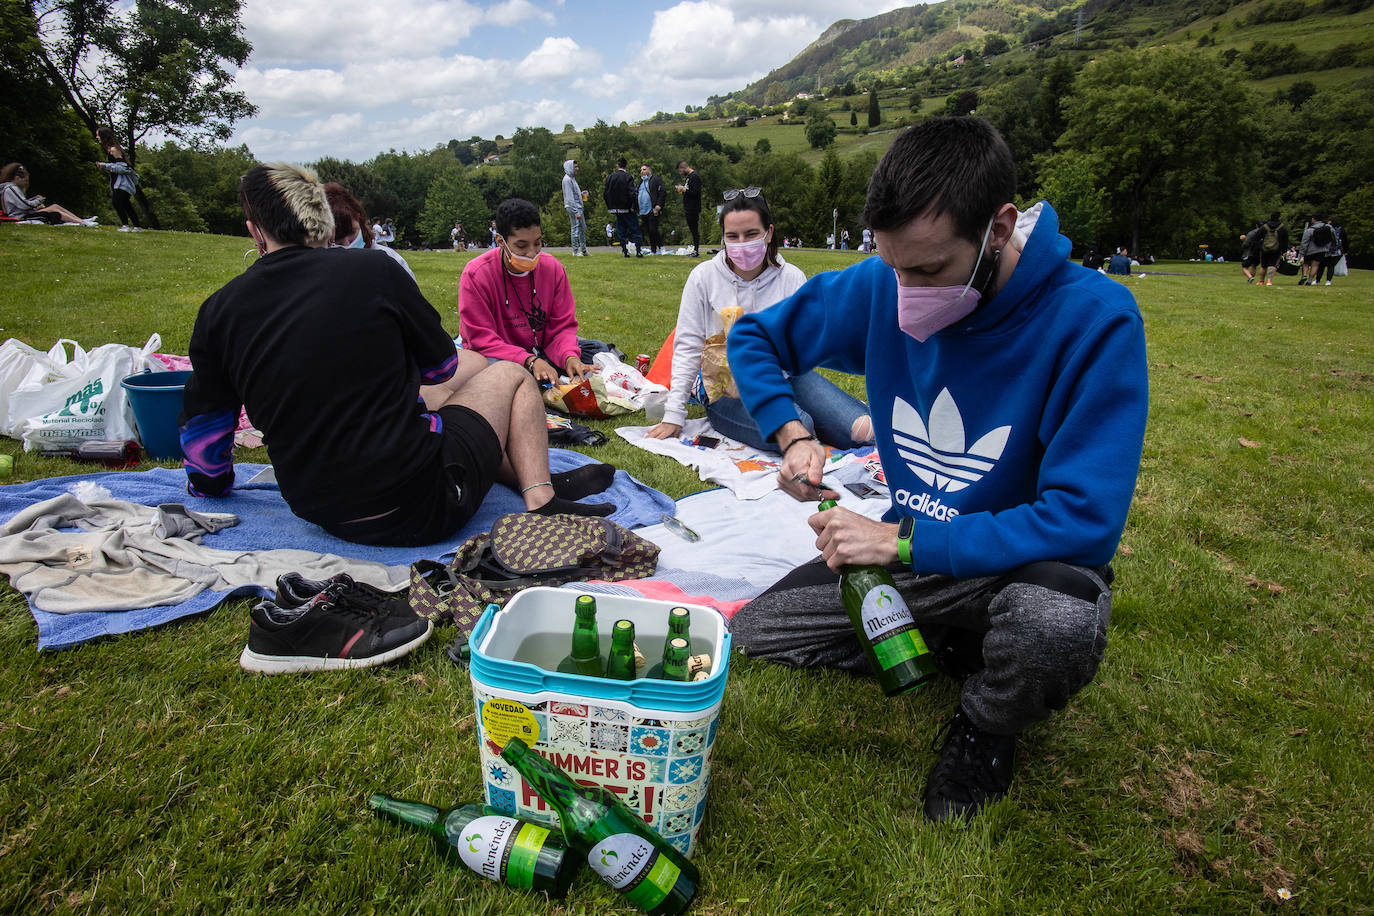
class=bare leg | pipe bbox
[39,204,88,225]
[420,349,489,410]
[441,362,553,510]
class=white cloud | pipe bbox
[518,36,600,81]
[484,0,555,26]
[242,0,484,65]
[636,2,817,81]
[226,1,911,162]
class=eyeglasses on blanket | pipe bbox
[722,186,762,201]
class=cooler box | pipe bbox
[468,587,731,857]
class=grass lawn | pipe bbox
[2,227,1373,914]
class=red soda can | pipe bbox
[635,354,651,374]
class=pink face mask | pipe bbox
[725,237,769,272]
[896,216,997,342]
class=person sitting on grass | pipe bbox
[0,163,94,225]
[180,163,617,552]
[645,187,873,452]
[458,198,594,387]
[726,117,1148,822]
[323,181,414,280]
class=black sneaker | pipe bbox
[276,572,413,620]
[240,589,432,674]
[923,706,1017,822]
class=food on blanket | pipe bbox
[605,619,637,680]
[646,606,691,678]
[820,497,938,697]
[501,737,700,914]
[36,439,140,467]
[368,795,576,897]
[557,594,605,676]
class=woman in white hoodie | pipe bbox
[646,187,872,451]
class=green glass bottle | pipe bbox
[368,794,577,897]
[646,606,691,679]
[557,594,605,676]
[501,738,698,915]
[818,498,938,697]
[605,619,637,680]
[658,637,691,681]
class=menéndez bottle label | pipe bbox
[589,833,682,909]
[859,584,930,670]
[456,815,550,890]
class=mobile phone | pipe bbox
[692,435,720,448]
[844,481,886,499]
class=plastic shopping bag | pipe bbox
[591,352,668,407]
[10,335,163,450]
[0,338,62,437]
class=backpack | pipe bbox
[408,513,660,633]
[1262,223,1280,253]
[1312,224,1332,247]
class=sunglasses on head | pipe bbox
[722,187,763,201]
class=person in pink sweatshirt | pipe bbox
[458,198,592,387]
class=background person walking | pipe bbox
[561,159,589,256]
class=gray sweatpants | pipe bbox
[729,558,1113,736]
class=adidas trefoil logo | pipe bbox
[891,390,1011,493]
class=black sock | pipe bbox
[551,463,617,500]
[532,496,615,518]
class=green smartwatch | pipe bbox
[897,516,914,565]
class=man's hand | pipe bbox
[809,506,900,572]
[645,422,682,440]
[775,421,835,502]
[564,356,593,382]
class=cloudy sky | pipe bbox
[231,0,912,163]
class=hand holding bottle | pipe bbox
[809,503,900,571]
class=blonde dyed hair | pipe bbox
[239,161,334,247]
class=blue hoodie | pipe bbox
[729,202,1148,578]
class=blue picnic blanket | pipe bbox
[0,452,674,650]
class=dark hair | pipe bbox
[237,163,333,247]
[862,117,1016,244]
[677,160,690,169]
[495,198,541,238]
[616,157,627,169]
[1270,212,1281,222]
[0,163,24,184]
[323,182,374,247]
[96,127,119,148]
[719,192,780,269]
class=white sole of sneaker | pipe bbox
[238,620,433,674]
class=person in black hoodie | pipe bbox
[603,158,642,258]
[676,159,703,256]
[638,163,668,254]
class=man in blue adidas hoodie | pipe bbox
[728,117,1148,822]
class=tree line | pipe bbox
[6,0,1370,263]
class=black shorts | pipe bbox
[326,405,502,547]
[1241,255,1258,269]
[1260,250,1280,268]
